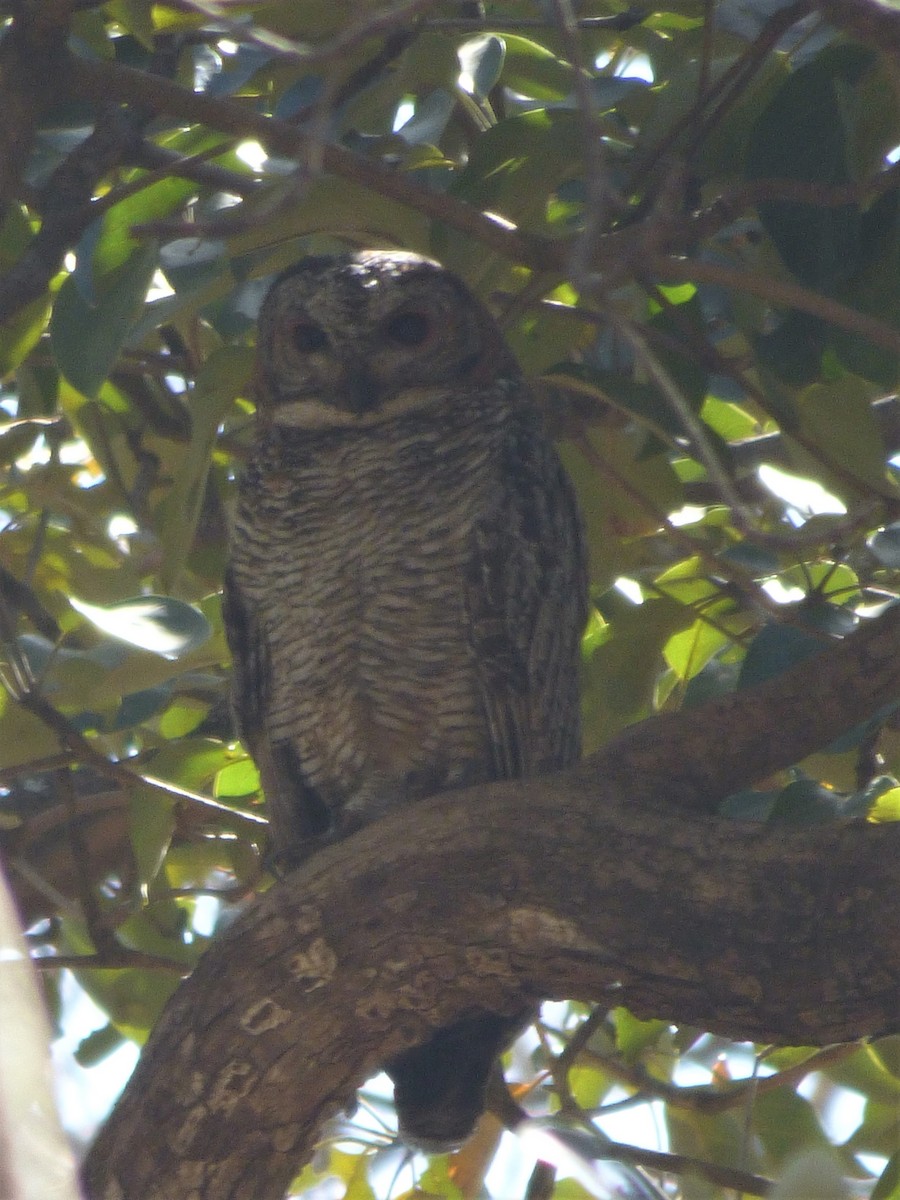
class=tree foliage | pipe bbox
[2,1,900,1198]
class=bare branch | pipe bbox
[653,253,900,357]
[82,604,900,1200]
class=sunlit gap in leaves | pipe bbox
[13,434,101,490]
[52,975,140,1148]
[393,100,416,133]
[614,577,643,604]
[796,1075,868,1149]
[108,513,138,551]
[51,893,221,1149]
[319,1002,672,1200]
[669,504,710,527]
[757,463,848,524]
[235,140,268,173]
[794,1074,887,1185]
[147,270,174,303]
[594,50,654,83]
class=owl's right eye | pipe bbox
[290,321,329,354]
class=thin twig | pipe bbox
[580,1041,860,1116]
[68,53,559,270]
[609,313,751,515]
[634,0,814,184]
[174,0,435,67]
[31,950,187,971]
[547,0,619,288]
[590,1139,773,1197]
[0,680,266,826]
[653,253,900,358]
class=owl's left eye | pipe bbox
[384,310,432,347]
[291,321,329,354]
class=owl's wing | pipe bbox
[222,566,270,743]
[465,410,587,782]
[222,567,332,860]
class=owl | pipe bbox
[224,250,588,1149]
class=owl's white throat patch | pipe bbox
[273,387,450,429]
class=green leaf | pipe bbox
[568,1063,611,1109]
[226,173,431,264]
[61,915,183,1041]
[821,1042,900,1104]
[0,293,51,375]
[155,344,253,590]
[74,1023,126,1067]
[560,426,684,590]
[70,595,211,657]
[655,555,720,606]
[738,623,822,690]
[107,0,155,47]
[158,699,210,739]
[700,395,764,441]
[868,524,900,567]
[458,35,505,101]
[214,758,260,799]
[552,1180,598,1200]
[449,109,582,237]
[0,687,60,770]
[746,45,875,288]
[611,1008,670,1064]
[664,616,731,682]
[867,784,900,824]
[0,419,46,466]
[754,1088,832,1166]
[128,782,175,886]
[847,1095,900,1157]
[545,363,688,440]
[788,377,887,498]
[648,293,710,411]
[500,35,574,102]
[94,175,196,277]
[768,778,847,825]
[873,1152,900,1200]
[327,1151,377,1200]
[581,598,691,746]
[769,1148,852,1200]
[147,738,236,793]
[50,243,158,397]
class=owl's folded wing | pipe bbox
[222,567,332,859]
[465,412,588,784]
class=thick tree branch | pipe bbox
[0,5,71,204]
[814,0,900,54]
[83,604,900,1200]
[67,53,561,271]
[598,600,900,812]
[62,51,900,365]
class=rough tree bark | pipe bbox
[83,604,900,1200]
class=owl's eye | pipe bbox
[384,310,432,347]
[291,321,329,354]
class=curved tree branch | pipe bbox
[83,604,900,1200]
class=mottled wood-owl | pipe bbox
[224,250,588,1149]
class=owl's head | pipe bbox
[254,251,520,428]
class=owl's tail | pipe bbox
[385,1010,531,1153]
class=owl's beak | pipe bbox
[338,365,381,415]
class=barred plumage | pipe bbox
[224,250,588,1149]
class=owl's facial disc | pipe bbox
[267,302,453,428]
[255,251,517,430]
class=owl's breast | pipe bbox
[231,414,504,813]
